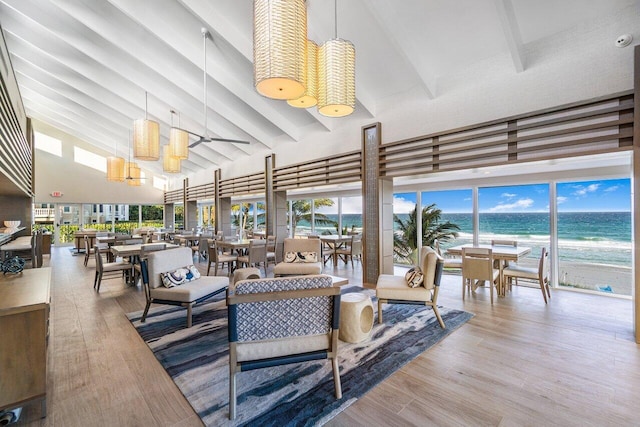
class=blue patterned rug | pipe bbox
[127,287,473,426]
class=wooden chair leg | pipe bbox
[229,370,237,420]
[332,357,342,399]
[186,303,193,328]
[141,301,152,323]
[377,299,383,323]
[431,304,445,329]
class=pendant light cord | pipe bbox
[334,0,338,39]
[203,29,208,136]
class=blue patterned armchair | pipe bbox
[227,274,342,420]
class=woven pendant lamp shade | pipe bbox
[125,162,141,186]
[163,145,181,173]
[318,38,355,117]
[169,127,189,160]
[253,0,307,100]
[287,39,318,108]
[133,118,160,160]
[106,156,125,182]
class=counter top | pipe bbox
[0,267,51,315]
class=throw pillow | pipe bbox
[160,265,201,288]
[284,251,318,263]
[405,267,424,288]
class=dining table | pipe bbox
[215,239,252,255]
[319,235,353,265]
[446,243,532,297]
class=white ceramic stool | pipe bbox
[339,293,374,343]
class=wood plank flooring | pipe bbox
[13,247,640,426]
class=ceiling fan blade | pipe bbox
[206,137,251,145]
[189,137,205,148]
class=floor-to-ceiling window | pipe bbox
[556,178,631,295]
[478,184,550,268]
[421,189,473,252]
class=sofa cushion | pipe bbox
[284,251,318,263]
[376,274,431,302]
[150,276,228,303]
[405,267,423,288]
[160,265,201,288]
[273,261,323,276]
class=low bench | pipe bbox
[140,247,228,327]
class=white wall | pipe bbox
[33,120,164,204]
[178,3,638,188]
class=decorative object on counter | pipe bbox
[2,256,25,274]
[3,220,21,228]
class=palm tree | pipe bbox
[393,203,460,263]
[290,199,337,235]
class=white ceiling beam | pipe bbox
[46,0,267,151]
[366,0,436,99]
[494,0,525,73]
[0,8,241,163]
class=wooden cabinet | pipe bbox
[0,268,51,417]
[41,233,52,255]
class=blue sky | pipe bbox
[393,178,631,213]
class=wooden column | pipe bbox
[214,170,232,237]
[362,122,389,285]
[163,203,174,229]
[265,154,287,262]
[633,45,640,343]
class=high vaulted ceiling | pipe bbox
[1,0,638,182]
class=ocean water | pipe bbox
[298,212,632,267]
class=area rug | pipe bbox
[127,288,473,426]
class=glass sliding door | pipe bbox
[556,178,631,295]
[478,184,550,269]
[56,204,82,244]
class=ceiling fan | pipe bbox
[182,28,250,148]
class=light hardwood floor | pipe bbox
[14,247,640,426]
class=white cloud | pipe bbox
[604,185,619,192]
[393,196,416,214]
[487,198,534,212]
[501,192,516,198]
[572,183,600,196]
[556,196,567,204]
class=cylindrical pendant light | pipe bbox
[169,127,189,159]
[318,0,355,117]
[163,145,181,173]
[106,156,125,182]
[133,92,160,160]
[126,162,141,186]
[287,39,318,108]
[253,0,307,100]
[169,110,189,160]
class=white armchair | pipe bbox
[273,238,323,277]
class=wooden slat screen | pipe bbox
[164,189,183,204]
[0,73,32,196]
[380,92,634,178]
[272,150,362,191]
[218,172,265,198]
[186,183,214,201]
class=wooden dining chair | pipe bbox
[491,239,518,270]
[236,239,267,275]
[434,239,462,270]
[207,239,238,276]
[336,235,362,267]
[93,245,132,292]
[462,247,499,304]
[503,247,551,303]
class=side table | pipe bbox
[339,293,374,343]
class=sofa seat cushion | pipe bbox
[273,261,322,276]
[150,276,228,303]
[236,333,330,362]
[376,274,430,302]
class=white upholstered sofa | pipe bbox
[140,247,228,327]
